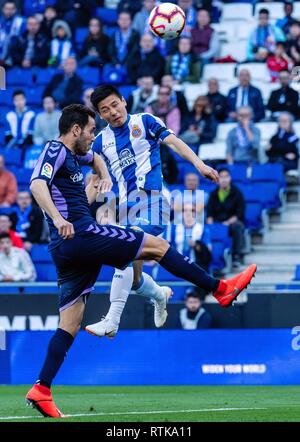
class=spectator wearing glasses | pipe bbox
[206,168,246,269]
[145,85,181,135]
[266,112,299,172]
[226,106,260,165]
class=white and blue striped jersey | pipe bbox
[92,113,173,203]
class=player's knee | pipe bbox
[59,320,81,338]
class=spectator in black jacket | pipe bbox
[109,11,140,68]
[206,168,246,269]
[266,111,299,171]
[43,56,83,109]
[127,32,165,84]
[40,5,58,39]
[9,15,49,67]
[267,69,299,120]
[10,191,44,252]
[55,0,98,28]
[180,95,217,145]
[207,78,227,122]
[79,18,110,67]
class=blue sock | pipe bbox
[160,247,219,293]
[37,328,74,388]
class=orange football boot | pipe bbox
[26,384,64,418]
[213,264,257,307]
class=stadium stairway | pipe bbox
[241,194,300,285]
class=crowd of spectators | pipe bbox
[1,0,300,286]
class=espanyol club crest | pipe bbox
[131,124,142,138]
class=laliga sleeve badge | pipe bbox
[41,162,53,179]
[131,125,142,138]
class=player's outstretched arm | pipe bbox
[92,153,113,194]
[30,179,74,240]
[163,133,219,183]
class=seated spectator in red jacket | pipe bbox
[0,154,17,207]
[145,85,181,135]
[267,42,293,82]
[0,214,23,248]
[266,111,299,172]
[10,191,44,252]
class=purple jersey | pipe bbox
[30,140,95,250]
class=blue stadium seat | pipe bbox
[24,0,55,16]
[95,7,118,25]
[0,107,11,125]
[225,163,248,183]
[98,266,115,281]
[31,244,52,263]
[171,286,189,301]
[36,263,57,281]
[211,240,227,271]
[253,181,281,210]
[156,267,181,282]
[25,87,44,106]
[34,68,60,86]
[245,201,263,231]
[207,223,231,247]
[8,167,33,186]
[103,25,118,37]
[75,27,89,50]
[102,64,128,84]
[77,67,101,86]
[294,265,300,281]
[0,148,22,166]
[1,89,14,106]
[119,85,136,100]
[6,68,33,87]
[251,163,286,188]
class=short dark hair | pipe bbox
[90,85,122,111]
[13,89,25,98]
[0,233,10,241]
[185,287,202,300]
[259,8,269,16]
[58,104,96,135]
[217,167,231,176]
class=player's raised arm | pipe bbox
[163,133,219,184]
[30,179,75,240]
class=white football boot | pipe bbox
[154,286,173,328]
[85,317,118,339]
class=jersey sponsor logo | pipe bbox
[70,172,84,183]
[131,124,142,138]
[119,148,136,170]
[41,162,53,179]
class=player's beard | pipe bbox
[73,135,89,156]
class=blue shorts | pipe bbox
[50,223,145,311]
[119,191,170,237]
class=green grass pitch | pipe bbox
[1,385,300,422]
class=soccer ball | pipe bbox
[148,3,186,41]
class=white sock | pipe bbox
[106,266,134,327]
[134,273,163,302]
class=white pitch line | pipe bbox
[0,407,266,420]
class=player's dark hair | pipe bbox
[259,8,269,16]
[0,232,10,241]
[59,104,96,135]
[13,89,25,98]
[90,85,122,111]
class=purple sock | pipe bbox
[37,328,74,388]
[160,247,219,293]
